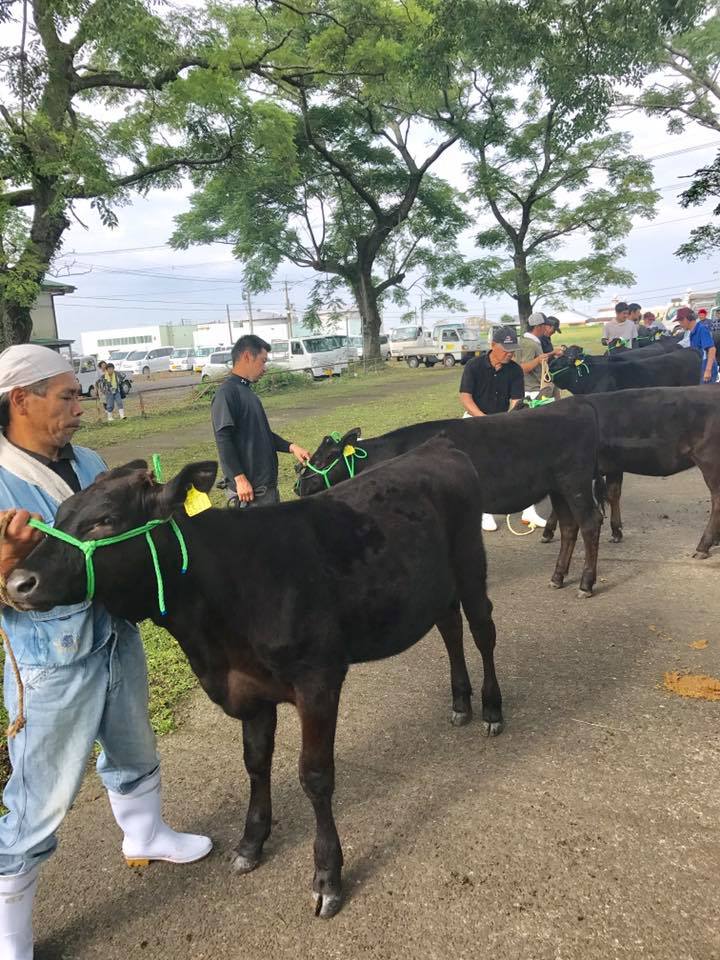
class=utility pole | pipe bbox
[244,290,254,334]
[225,304,233,347]
[284,280,294,338]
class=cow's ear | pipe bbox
[153,461,218,516]
[341,427,362,446]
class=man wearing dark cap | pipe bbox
[459,325,525,530]
[602,301,638,348]
[540,316,562,355]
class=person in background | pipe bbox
[675,306,718,383]
[517,313,564,398]
[211,334,310,507]
[640,311,665,333]
[602,302,638,348]
[540,316,562,354]
[697,307,709,328]
[97,362,127,422]
[459,325,524,532]
[628,303,642,327]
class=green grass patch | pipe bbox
[141,622,198,735]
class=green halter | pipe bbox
[27,516,188,617]
[298,431,368,491]
[550,357,590,382]
[526,395,556,408]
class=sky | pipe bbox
[46,95,720,342]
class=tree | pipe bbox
[0,0,297,346]
[631,10,720,261]
[453,90,659,328]
[172,101,468,358]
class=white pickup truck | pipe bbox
[394,324,483,368]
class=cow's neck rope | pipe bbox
[550,357,590,383]
[298,431,368,491]
[26,516,188,617]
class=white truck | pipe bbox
[393,323,483,368]
[269,335,350,378]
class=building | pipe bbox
[80,322,196,360]
[192,313,293,349]
[28,280,76,352]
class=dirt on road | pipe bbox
[35,469,719,960]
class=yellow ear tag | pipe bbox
[343,444,356,457]
[574,359,583,367]
[184,485,213,517]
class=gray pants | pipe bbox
[228,484,280,509]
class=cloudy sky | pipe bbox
[49,102,719,342]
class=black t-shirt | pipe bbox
[211,375,291,492]
[11,441,81,493]
[459,353,525,414]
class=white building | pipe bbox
[192,313,293,349]
[81,322,196,360]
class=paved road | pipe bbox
[35,470,720,959]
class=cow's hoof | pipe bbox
[313,892,343,919]
[693,550,710,560]
[610,534,622,543]
[540,533,554,543]
[230,852,260,874]
[451,709,472,726]
[482,720,504,736]
[577,589,593,599]
[550,579,564,590]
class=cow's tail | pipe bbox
[593,471,608,515]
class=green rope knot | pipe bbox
[526,396,556,408]
[298,434,369,490]
[27,516,188,617]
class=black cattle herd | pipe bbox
[6,334,719,918]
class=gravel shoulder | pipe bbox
[34,468,720,960]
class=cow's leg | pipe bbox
[692,462,720,558]
[436,603,474,726]
[231,701,277,874]
[296,679,344,919]
[566,493,603,598]
[607,472,624,543]
[461,593,503,736]
[548,494,578,590]
[541,509,558,543]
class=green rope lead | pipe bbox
[27,516,188,617]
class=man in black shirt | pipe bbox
[459,325,525,416]
[211,335,310,507]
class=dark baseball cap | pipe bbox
[491,325,519,350]
[675,306,695,323]
[546,315,561,333]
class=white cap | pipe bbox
[0,345,74,395]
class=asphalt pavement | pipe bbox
[34,469,720,960]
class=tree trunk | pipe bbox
[513,251,532,332]
[351,270,382,360]
[0,299,34,350]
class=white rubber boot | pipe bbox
[0,866,39,960]
[118,409,126,419]
[106,411,113,422]
[521,504,546,528]
[107,771,212,868]
[482,513,498,532]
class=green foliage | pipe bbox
[453,93,659,320]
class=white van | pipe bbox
[72,356,100,397]
[117,346,174,376]
[269,336,349,378]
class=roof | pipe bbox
[41,281,76,296]
[31,337,75,350]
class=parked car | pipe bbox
[193,346,220,372]
[72,356,101,397]
[350,334,391,360]
[200,350,232,382]
[169,347,195,372]
[116,346,174,376]
[397,324,483,368]
[269,336,349,378]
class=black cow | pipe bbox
[548,346,701,394]
[296,403,605,597]
[6,439,503,919]
[542,387,720,553]
[544,349,703,545]
[608,338,682,359]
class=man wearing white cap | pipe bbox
[0,345,211,958]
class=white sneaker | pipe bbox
[107,770,212,867]
[521,505,546,528]
[0,866,39,960]
[482,513,498,532]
